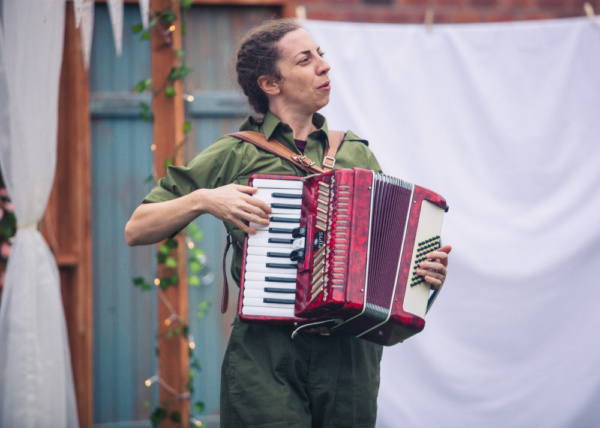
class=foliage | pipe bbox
[0,169,16,300]
[130,2,213,426]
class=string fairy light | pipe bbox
[188,334,196,350]
[144,372,190,400]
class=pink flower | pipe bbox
[1,242,11,259]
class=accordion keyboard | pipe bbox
[241,178,303,318]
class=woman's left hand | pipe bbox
[417,245,452,290]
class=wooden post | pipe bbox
[42,3,93,427]
[150,0,190,425]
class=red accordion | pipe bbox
[238,168,448,346]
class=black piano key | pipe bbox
[268,227,294,234]
[266,251,292,258]
[266,263,297,269]
[265,276,296,283]
[270,216,300,224]
[264,298,295,305]
[271,203,302,210]
[264,287,296,294]
[268,237,294,244]
[271,192,302,199]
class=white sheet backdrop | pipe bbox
[303,17,600,428]
[0,1,78,426]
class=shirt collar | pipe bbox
[240,112,330,143]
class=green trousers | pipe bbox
[220,320,384,428]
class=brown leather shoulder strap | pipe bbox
[323,130,345,172]
[228,131,325,174]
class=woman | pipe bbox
[125,19,451,428]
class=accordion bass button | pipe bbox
[292,226,306,238]
[290,248,305,261]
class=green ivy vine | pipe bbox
[130,2,212,426]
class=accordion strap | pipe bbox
[323,130,345,172]
[228,130,345,175]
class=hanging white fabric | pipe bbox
[303,17,600,428]
[0,0,79,427]
[107,0,124,56]
[79,0,95,69]
[139,0,150,29]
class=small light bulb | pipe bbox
[151,144,156,151]
[169,25,176,32]
[145,375,157,387]
[154,278,160,286]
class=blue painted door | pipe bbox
[90,4,279,427]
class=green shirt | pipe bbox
[143,112,382,284]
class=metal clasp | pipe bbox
[298,155,315,167]
[323,156,336,169]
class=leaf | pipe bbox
[189,259,201,273]
[164,157,174,168]
[165,85,176,98]
[182,0,194,9]
[159,278,170,289]
[150,407,167,427]
[135,78,152,93]
[192,228,203,242]
[131,23,144,34]
[132,277,152,291]
[197,300,211,319]
[170,411,182,422]
[141,32,151,41]
[162,10,176,23]
[193,401,205,412]
[165,256,177,268]
[183,121,191,134]
[188,275,200,286]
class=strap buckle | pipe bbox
[323,156,336,169]
[298,155,315,167]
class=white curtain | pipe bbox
[304,17,600,428]
[0,0,79,427]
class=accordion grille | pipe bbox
[364,174,414,322]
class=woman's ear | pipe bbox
[257,75,281,95]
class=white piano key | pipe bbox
[254,188,302,199]
[245,263,298,275]
[244,289,296,299]
[246,254,297,266]
[251,179,304,190]
[243,281,297,290]
[250,214,300,230]
[241,305,296,318]
[247,235,295,249]
[243,297,294,309]
[244,271,296,282]
[245,246,293,257]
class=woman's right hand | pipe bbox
[198,184,272,234]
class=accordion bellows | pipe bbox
[239,168,448,346]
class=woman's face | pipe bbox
[273,28,331,115]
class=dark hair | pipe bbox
[236,19,301,115]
